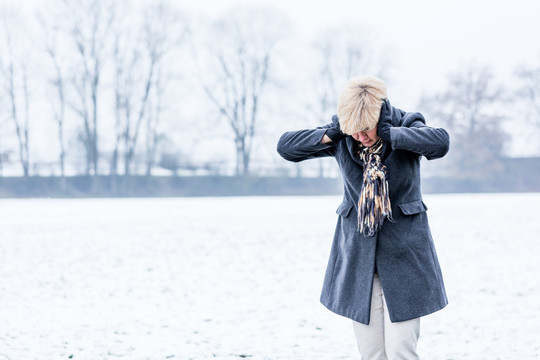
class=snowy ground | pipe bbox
[1,193,539,359]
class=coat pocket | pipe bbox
[336,202,354,218]
[397,199,428,215]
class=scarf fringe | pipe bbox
[357,139,392,236]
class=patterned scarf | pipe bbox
[357,138,392,236]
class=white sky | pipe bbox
[11,0,539,102]
[184,0,540,106]
[3,0,540,159]
[184,0,540,156]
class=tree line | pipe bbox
[1,0,539,181]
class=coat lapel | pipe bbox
[346,136,393,165]
[381,140,392,163]
[345,137,364,166]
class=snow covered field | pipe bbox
[1,193,539,359]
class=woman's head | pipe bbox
[337,76,387,135]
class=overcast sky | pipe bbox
[6,0,540,106]
[185,0,540,155]
[184,0,540,106]
[3,0,540,157]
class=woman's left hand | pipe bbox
[377,99,393,143]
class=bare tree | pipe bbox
[62,0,115,176]
[142,2,188,176]
[0,106,6,176]
[0,7,32,177]
[420,64,507,179]
[201,6,289,176]
[110,17,142,176]
[37,9,68,178]
[516,63,540,127]
[110,1,187,176]
[144,60,166,176]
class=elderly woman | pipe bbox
[276,76,449,359]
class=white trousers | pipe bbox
[352,274,420,360]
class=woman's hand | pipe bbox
[377,99,393,143]
[324,116,348,143]
[321,134,333,143]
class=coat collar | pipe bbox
[345,137,392,165]
[345,137,363,166]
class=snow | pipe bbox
[1,193,539,359]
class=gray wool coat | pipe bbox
[276,105,450,325]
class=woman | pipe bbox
[276,76,449,359]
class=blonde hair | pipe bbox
[337,76,387,135]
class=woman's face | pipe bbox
[351,128,379,147]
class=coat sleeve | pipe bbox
[389,113,450,160]
[276,116,338,162]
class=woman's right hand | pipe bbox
[321,134,333,143]
[324,115,348,143]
